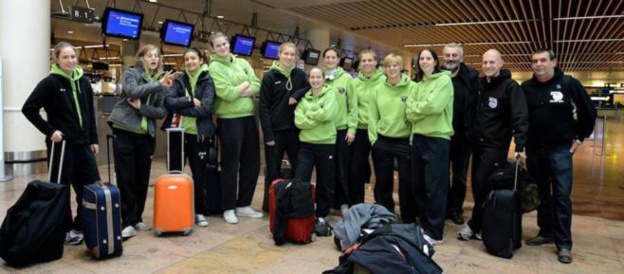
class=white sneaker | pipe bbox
[65,229,84,245]
[340,204,349,217]
[223,209,239,224]
[457,224,475,241]
[195,214,209,227]
[121,226,137,239]
[235,206,263,218]
[423,234,443,246]
[135,222,151,231]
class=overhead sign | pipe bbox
[71,6,94,23]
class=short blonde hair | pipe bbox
[359,49,377,60]
[279,42,298,55]
[382,54,403,67]
[208,32,228,48]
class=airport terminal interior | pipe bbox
[0,0,623,273]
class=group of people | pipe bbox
[22,36,595,265]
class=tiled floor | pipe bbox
[1,117,623,273]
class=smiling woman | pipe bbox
[258,42,310,212]
[207,32,264,224]
[21,41,102,245]
[406,48,454,245]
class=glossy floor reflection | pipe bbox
[1,117,623,273]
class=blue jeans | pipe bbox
[411,134,450,240]
[526,143,574,251]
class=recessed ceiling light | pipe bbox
[158,21,163,24]
[123,39,128,41]
[68,30,74,34]
[149,0,157,2]
[217,15,224,19]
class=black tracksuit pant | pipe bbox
[371,135,415,222]
[467,145,508,233]
[411,134,450,240]
[447,134,471,215]
[184,133,209,215]
[348,129,372,205]
[262,128,300,212]
[112,128,155,228]
[295,143,335,218]
[333,129,351,208]
[47,141,101,231]
[217,116,261,210]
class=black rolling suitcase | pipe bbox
[482,158,522,259]
[206,136,223,215]
[0,141,70,266]
[81,135,123,259]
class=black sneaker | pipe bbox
[447,211,465,225]
[314,217,333,237]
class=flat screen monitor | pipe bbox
[303,49,321,66]
[161,20,194,47]
[261,40,281,60]
[231,34,256,57]
[101,8,143,39]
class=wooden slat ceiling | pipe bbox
[280,0,624,72]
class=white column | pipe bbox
[0,1,50,173]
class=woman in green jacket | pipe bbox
[350,49,384,205]
[208,32,263,224]
[163,47,216,228]
[322,47,358,215]
[368,54,417,223]
[406,48,454,245]
[294,67,338,236]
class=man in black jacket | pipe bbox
[459,49,529,241]
[442,43,480,225]
[521,49,596,264]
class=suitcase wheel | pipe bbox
[310,233,316,242]
[182,228,193,236]
[155,229,164,237]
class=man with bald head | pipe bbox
[442,43,480,225]
[459,49,528,241]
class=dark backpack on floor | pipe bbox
[0,180,70,266]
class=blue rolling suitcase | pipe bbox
[81,135,123,259]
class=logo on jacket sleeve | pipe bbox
[401,95,408,103]
[550,91,564,103]
[488,97,497,109]
[338,87,346,94]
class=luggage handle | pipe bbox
[48,140,66,184]
[106,134,115,184]
[513,154,520,191]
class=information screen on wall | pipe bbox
[161,20,194,47]
[101,8,143,39]
[231,34,256,57]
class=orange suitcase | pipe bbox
[269,179,316,244]
[153,171,194,236]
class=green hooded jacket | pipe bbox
[354,69,384,129]
[325,67,357,134]
[294,86,338,144]
[406,70,454,140]
[208,53,260,118]
[368,74,414,145]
